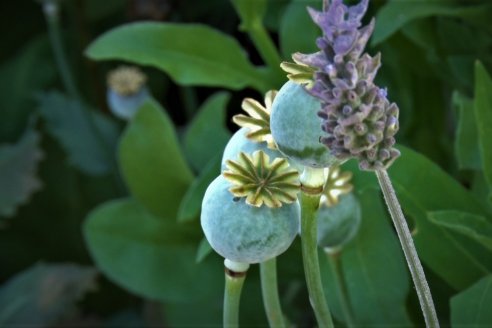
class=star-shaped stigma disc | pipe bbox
[233,91,278,149]
[223,151,300,208]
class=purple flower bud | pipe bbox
[293,0,400,171]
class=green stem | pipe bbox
[299,166,334,328]
[260,258,287,328]
[224,260,248,328]
[43,1,79,99]
[376,169,439,328]
[327,251,355,328]
[248,23,282,71]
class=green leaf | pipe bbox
[383,146,492,290]
[196,238,213,263]
[182,92,231,172]
[474,61,492,201]
[230,0,267,30]
[37,91,119,176]
[0,127,43,218]
[83,198,222,302]
[178,156,221,223]
[0,36,56,141]
[453,91,481,170]
[0,263,97,326]
[349,145,492,290]
[451,275,492,327]
[86,22,267,91]
[119,99,194,219]
[373,2,492,46]
[280,0,320,58]
[429,211,492,252]
[321,190,411,326]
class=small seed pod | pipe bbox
[270,81,342,168]
[317,193,361,254]
[221,128,281,171]
[107,66,149,120]
[201,151,301,264]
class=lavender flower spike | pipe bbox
[294,0,400,171]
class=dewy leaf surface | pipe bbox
[119,99,193,219]
[451,275,492,327]
[429,211,492,252]
[86,22,267,91]
[83,198,222,303]
[0,127,43,218]
[182,92,231,173]
[0,263,97,326]
[474,62,492,201]
[37,91,119,176]
[321,190,411,326]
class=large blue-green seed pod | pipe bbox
[270,81,341,168]
[201,175,300,264]
[317,193,361,253]
[221,127,301,171]
[107,87,150,120]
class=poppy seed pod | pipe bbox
[317,193,361,253]
[201,175,300,264]
[270,81,342,168]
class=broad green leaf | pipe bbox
[37,91,119,176]
[84,198,222,303]
[0,36,55,141]
[0,127,43,218]
[386,146,492,289]
[321,190,411,326]
[429,211,492,252]
[350,145,492,289]
[86,22,268,91]
[453,92,481,170]
[119,99,193,219]
[373,2,492,46]
[178,156,221,223]
[474,62,492,201]
[182,92,231,172]
[0,263,97,326]
[280,0,320,59]
[230,0,267,30]
[451,275,492,327]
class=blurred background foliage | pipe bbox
[0,0,491,326]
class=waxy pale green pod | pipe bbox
[201,175,300,264]
[317,193,361,253]
[106,66,149,120]
[270,81,342,168]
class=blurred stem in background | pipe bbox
[260,258,287,328]
[42,0,80,100]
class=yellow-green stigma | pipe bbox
[280,57,316,88]
[321,166,353,207]
[232,91,277,149]
[223,151,300,208]
[107,66,147,96]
